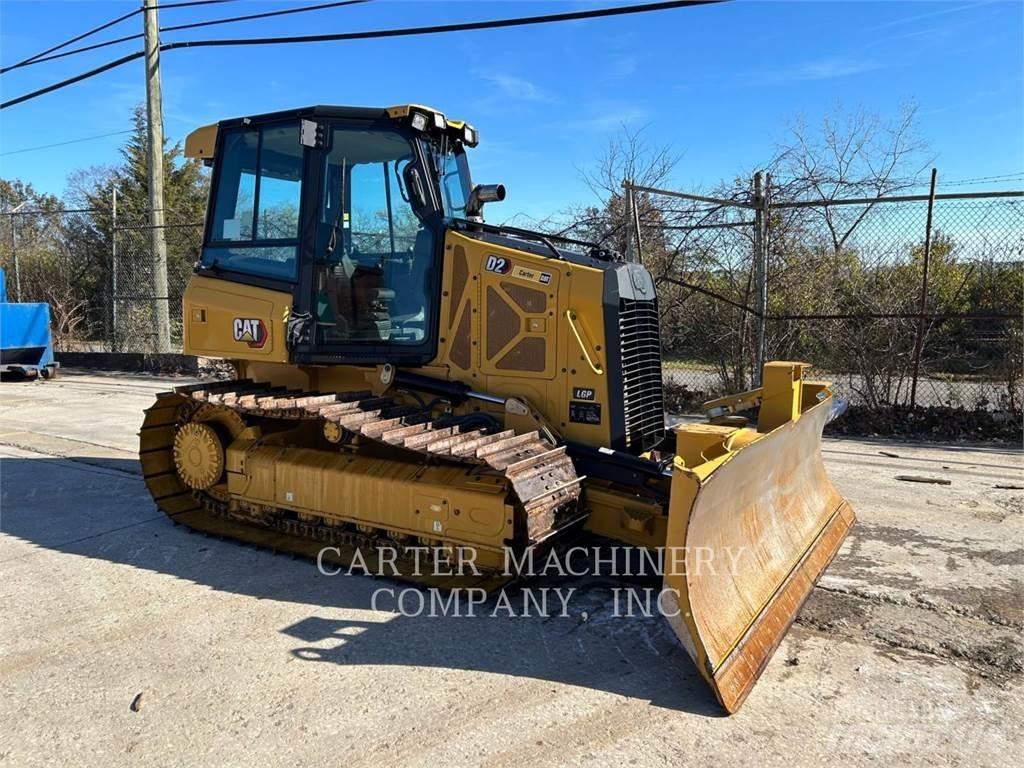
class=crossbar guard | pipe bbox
[663,362,856,713]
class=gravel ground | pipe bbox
[1,371,1021,767]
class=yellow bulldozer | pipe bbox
[140,104,854,713]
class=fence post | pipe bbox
[9,201,28,301]
[623,180,643,263]
[909,168,938,409]
[752,171,768,385]
[111,188,119,353]
[630,183,643,265]
[623,181,634,261]
[8,215,17,302]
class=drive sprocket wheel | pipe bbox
[173,422,225,490]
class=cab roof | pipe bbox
[185,104,466,161]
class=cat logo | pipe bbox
[232,318,268,349]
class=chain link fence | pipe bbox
[0,205,202,354]
[627,179,1023,415]
[0,207,111,350]
[2,180,1021,424]
[111,210,202,352]
[770,193,1021,412]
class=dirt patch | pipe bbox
[924,584,1024,629]
[996,493,1024,518]
[855,523,1024,568]
[970,637,1024,676]
[798,586,1024,685]
[796,590,869,632]
[829,552,925,589]
[870,621,1023,680]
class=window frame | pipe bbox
[290,118,446,366]
[199,119,307,285]
[436,144,474,220]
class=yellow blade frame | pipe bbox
[662,362,855,713]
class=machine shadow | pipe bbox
[0,454,721,717]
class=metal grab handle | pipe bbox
[565,310,603,375]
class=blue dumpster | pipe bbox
[0,268,59,379]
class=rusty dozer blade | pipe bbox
[662,362,855,713]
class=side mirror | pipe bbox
[466,184,506,218]
[403,164,427,211]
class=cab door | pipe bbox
[296,120,443,365]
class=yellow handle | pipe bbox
[565,310,603,375]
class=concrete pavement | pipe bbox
[1,371,1021,767]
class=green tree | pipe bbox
[66,105,209,349]
[2,105,209,349]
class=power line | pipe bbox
[2,51,146,110]
[4,33,142,73]
[163,0,371,33]
[151,0,240,8]
[2,0,725,111]
[1,8,138,74]
[1,0,240,75]
[0,129,134,157]
[166,0,724,52]
[6,0,372,72]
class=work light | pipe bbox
[410,111,428,131]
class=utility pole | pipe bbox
[143,0,171,352]
[111,187,119,352]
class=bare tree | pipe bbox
[770,102,931,254]
[579,125,679,202]
[523,126,681,252]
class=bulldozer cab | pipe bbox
[195,105,476,365]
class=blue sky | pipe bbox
[0,0,1021,221]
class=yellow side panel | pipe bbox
[479,267,558,380]
[183,275,291,363]
[433,232,613,447]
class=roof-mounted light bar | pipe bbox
[387,104,479,147]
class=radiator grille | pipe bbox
[618,298,665,451]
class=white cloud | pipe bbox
[572,104,649,132]
[477,73,553,103]
[752,55,883,84]
[607,54,639,80]
[796,56,882,80]
[867,1,992,32]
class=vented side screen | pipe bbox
[618,298,665,451]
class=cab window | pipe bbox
[202,122,303,281]
[314,126,436,346]
[439,149,471,218]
